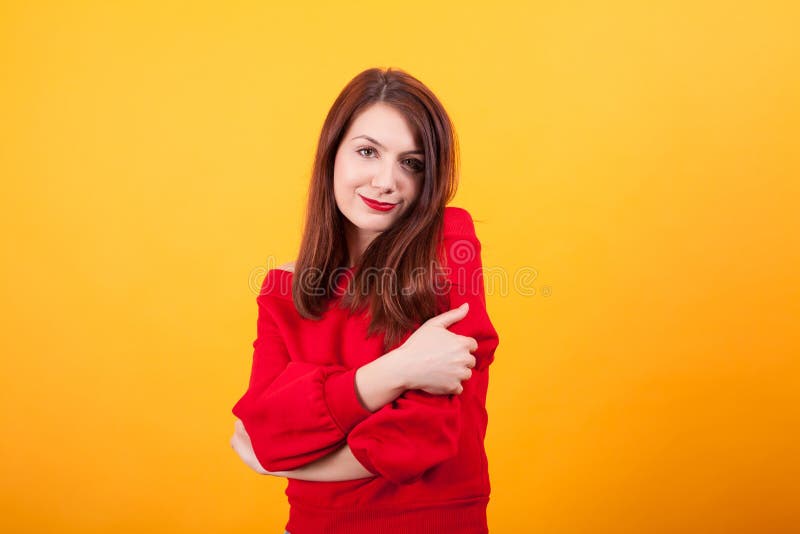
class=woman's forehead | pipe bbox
[346,104,421,149]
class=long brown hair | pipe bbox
[293,67,459,352]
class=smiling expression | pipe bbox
[333,102,425,262]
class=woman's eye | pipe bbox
[357,148,423,172]
[404,159,424,172]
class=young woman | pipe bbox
[230,67,500,534]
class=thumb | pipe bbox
[425,302,469,328]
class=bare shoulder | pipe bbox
[276,261,296,272]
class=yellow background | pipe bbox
[2,1,798,532]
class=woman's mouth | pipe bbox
[359,194,397,212]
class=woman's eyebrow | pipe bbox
[351,135,424,156]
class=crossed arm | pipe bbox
[232,212,497,482]
[229,353,408,481]
[230,418,373,481]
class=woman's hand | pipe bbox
[392,302,478,395]
[230,419,289,476]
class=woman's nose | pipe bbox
[371,163,397,192]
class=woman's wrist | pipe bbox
[354,349,410,412]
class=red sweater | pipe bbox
[232,206,500,534]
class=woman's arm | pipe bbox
[282,443,375,481]
[230,419,271,475]
[354,351,409,412]
[231,419,375,481]
[232,277,411,472]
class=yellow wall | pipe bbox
[1,1,797,532]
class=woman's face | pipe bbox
[333,102,425,257]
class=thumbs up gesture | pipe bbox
[393,303,479,395]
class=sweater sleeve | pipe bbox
[231,274,373,472]
[346,207,500,485]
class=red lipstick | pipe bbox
[359,194,397,212]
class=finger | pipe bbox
[456,334,478,352]
[426,302,469,328]
[465,355,477,368]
